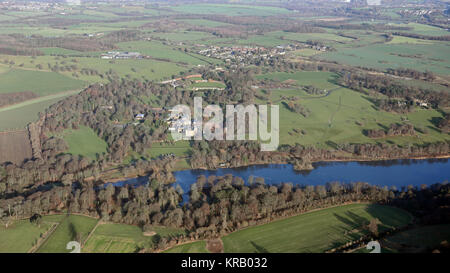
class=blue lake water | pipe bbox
[107,159,450,198]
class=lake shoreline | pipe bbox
[104,154,450,184]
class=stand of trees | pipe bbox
[1,172,449,251]
[366,123,416,139]
[339,72,449,109]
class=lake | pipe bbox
[106,158,450,199]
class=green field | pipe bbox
[117,40,214,65]
[170,3,292,16]
[61,125,108,159]
[356,224,450,253]
[255,71,450,147]
[316,42,450,75]
[163,204,411,253]
[221,204,411,253]
[0,91,79,130]
[0,219,53,253]
[388,23,449,36]
[0,55,188,83]
[149,141,192,158]
[83,223,186,253]
[164,240,209,253]
[0,68,85,95]
[37,215,98,253]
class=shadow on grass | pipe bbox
[250,241,270,253]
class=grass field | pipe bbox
[61,125,108,159]
[0,219,53,253]
[170,3,292,16]
[388,23,449,36]
[0,54,188,83]
[316,42,450,75]
[164,240,209,253]
[254,71,450,147]
[148,141,192,158]
[356,224,450,253]
[117,40,213,65]
[221,204,411,253]
[84,222,186,253]
[37,215,98,253]
[0,92,78,131]
[387,36,434,45]
[0,68,85,95]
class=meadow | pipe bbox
[61,125,108,160]
[147,141,192,159]
[255,71,450,147]
[37,215,98,253]
[117,40,214,66]
[83,222,186,253]
[0,219,53,253]
[356,224,450,253]
[169,3,292,16]
[163,240,209,253]
[0,93,77,130]
[221,204,411,253]
[315,42,450,75]
[0,68,86,96]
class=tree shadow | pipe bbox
[250,241,270,253]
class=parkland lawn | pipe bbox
[62,125,108,159]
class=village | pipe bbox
[195,43,308,63]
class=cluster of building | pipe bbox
[0,1,66,11]
[166,111,200,138]
[101,51,142,60]
[196,44,302,63]
[398,9,436,17]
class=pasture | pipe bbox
[356,224,450,253]
[0,68,85,96]
[117,40,213,65]
[0,219,53,253]
[315,42,450,75]
[148,141,192,158]
[169,3,292,16]
[0,92,77,131]
[37,215,98,253]
[221,204,411,253]
[164,240,209,253]
[61,125,108,160]
[83,222,186,253]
